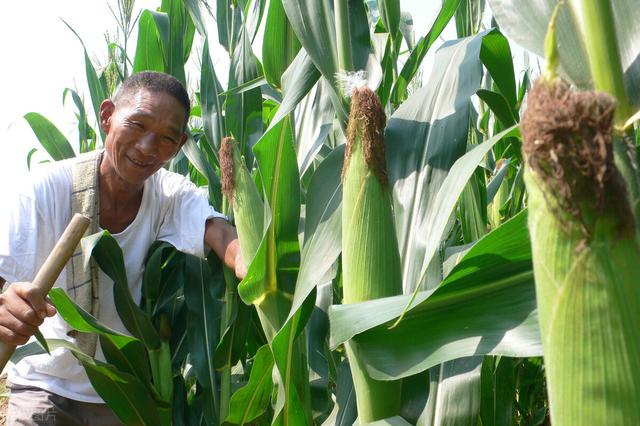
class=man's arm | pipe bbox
[204,218,246,279]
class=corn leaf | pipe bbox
[47,338,168,425]
[418,357,483,425]
[133,10,165,74]
[282,0,376,117]
[479,31,517,110]
[181,136,222,209]
[82,231,162,351]
[387,31,493,293]
[48,288,153,388]
[183,255,223,421]
[295,79,336,176]
[226,26,263,159]
[225,344,274,424]
[377,0,400,37]
[329,210,541,380]
[63,20,107,143]
[23,113,75,161]
[389,0,459,104]
[272,49,321,125]
[488,0,640,107]
[281,0,338,91]
[201,37,226,156]
[321,362,357,426]
[182,0,207,36]
[263,0,301,88]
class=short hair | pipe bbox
[112,71,191,127]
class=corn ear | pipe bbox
[341,87,403,422]
[220,138,291,338]
[220,137,264,266]
[521,79,640,425]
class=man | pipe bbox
[0,71,244,424]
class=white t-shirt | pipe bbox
[0,157,223,403]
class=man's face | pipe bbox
[101,89,187,186]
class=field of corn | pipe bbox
[16,0,640,424]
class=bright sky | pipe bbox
[0,1,466,186]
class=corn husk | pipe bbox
[342,87,403,422]
[521,79,640,425]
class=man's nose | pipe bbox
[137,132,158,156]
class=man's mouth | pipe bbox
[128,156,152,167]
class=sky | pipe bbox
[0,0,516,186]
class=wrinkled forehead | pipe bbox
[114,88,189,128]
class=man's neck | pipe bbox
[98,159,145,233]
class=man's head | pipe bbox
[112,71,191,127]
[99,71,191,187]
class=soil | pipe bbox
[0,375,7,425]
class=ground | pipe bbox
[0,375,7,425]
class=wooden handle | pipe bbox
[0,214,91,370]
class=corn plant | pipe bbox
[20,0,640,424]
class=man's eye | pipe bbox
[163,136,178,144]
[132,122,144,129]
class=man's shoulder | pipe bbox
[25,158,74,195]
[149,167,203,197]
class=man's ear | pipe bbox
[99,100,115,133]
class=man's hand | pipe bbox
[205,218,247,279]
[0,282,56,345]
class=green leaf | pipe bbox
[238,116,300,309]
[263,0,301,88]
[49,287,153,386]
[160,0,194,84]
[476,89,517,127]
[182,0,208,36]
[480,356,515,426]
[33,330,50,354]
[215,292,251,370]
[181,136,222,209]
[377,0,400,37]
[48,338,168,425]
[418,358,483,425]
[388,32,517,293]
[225,344,274,424]
[133,10,165,74]
[63,88,94,153]
[82,231,161,350]
[62,20,107,143]
[282,0,338,93]
[290,146,344,321]
[23,113,75,160]
[216,0,241,53]
[296,82,336,176]
[329,211,542,380]
[142,241,178,307]
[480,31,517,110]
[226,27,263,159]
[271,49,321,125]
[201,37,226,155]
[322,362,357,426]
[487,0,640,108]
[221,76,269,97]
[183,255,222,420]
[389,0,459,104]
[270,295,316,425]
